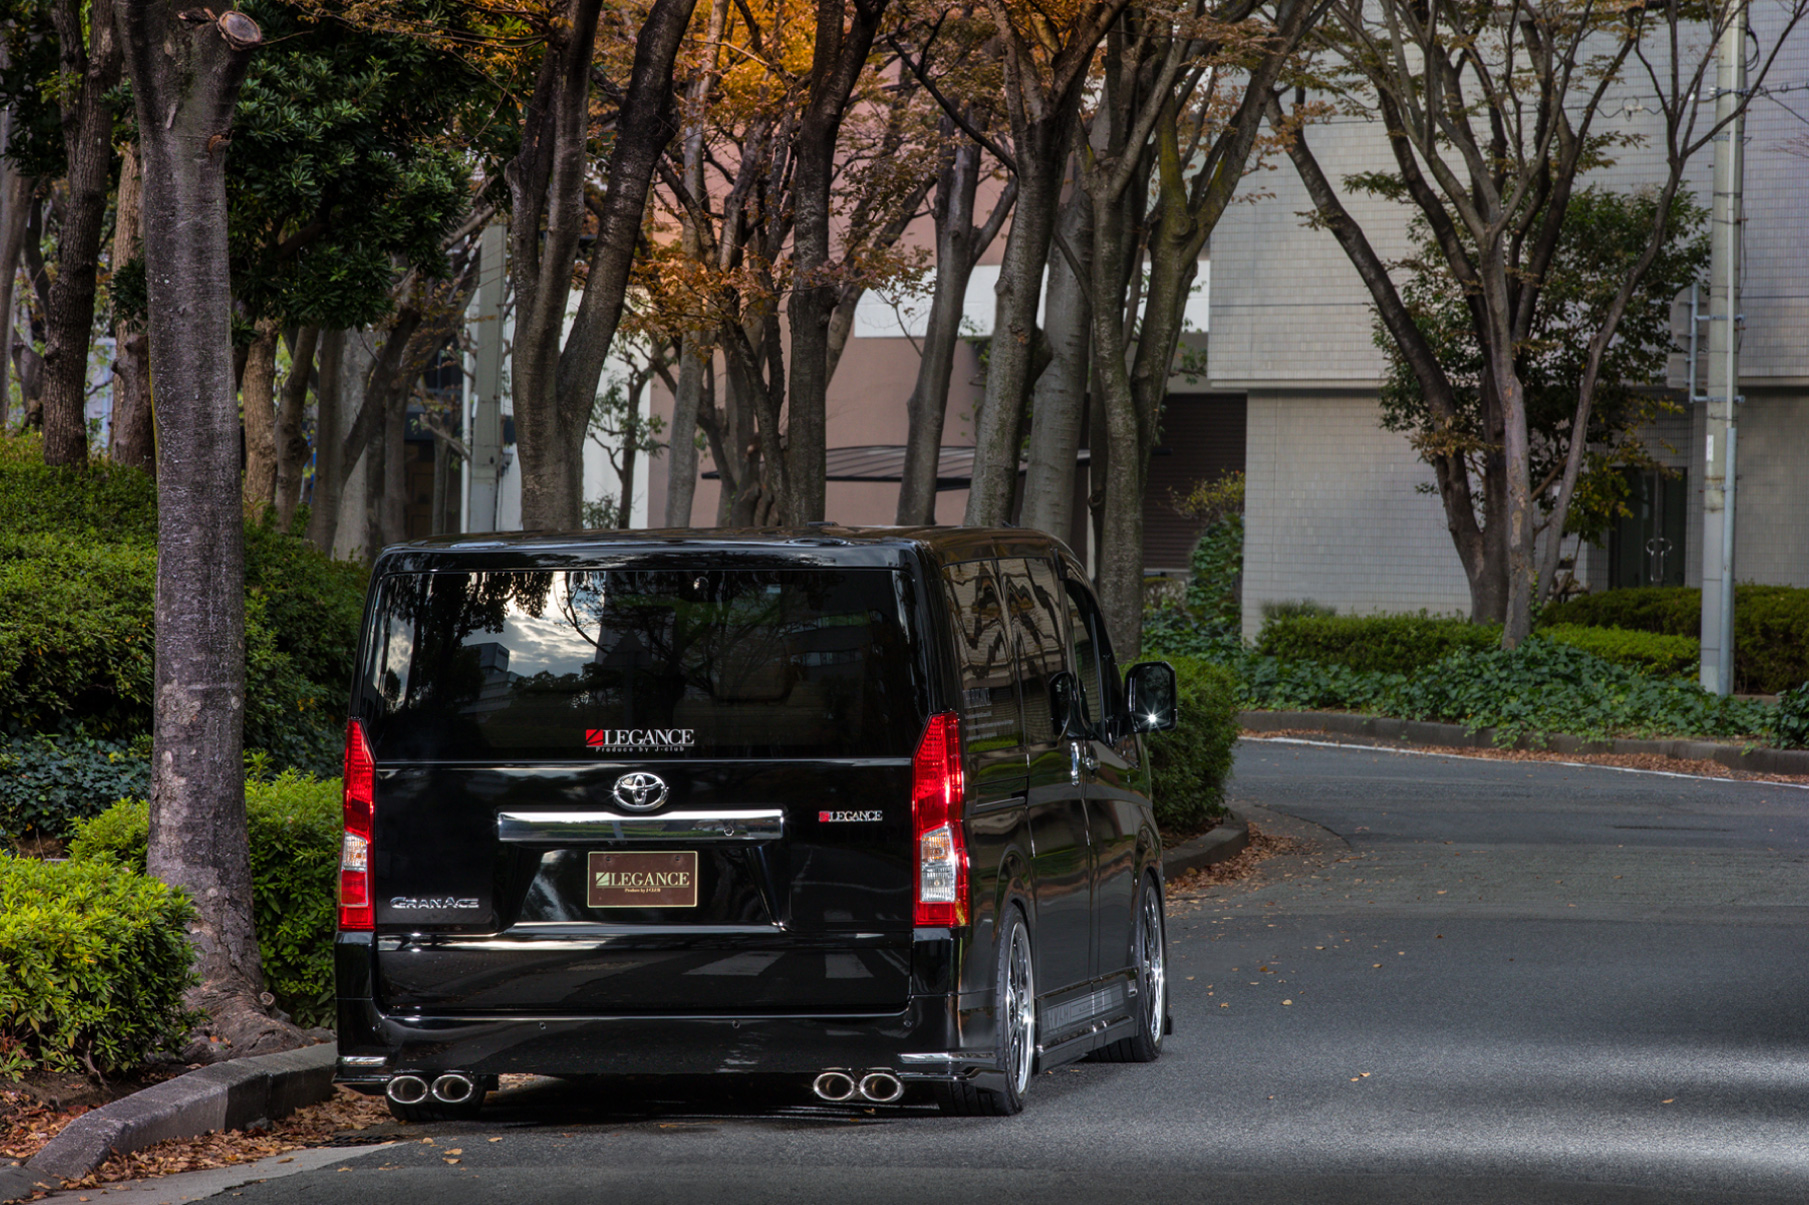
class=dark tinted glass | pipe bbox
[1064,579,1105,735]
[942,559,1023,752]
[1001,557,1066,745]
[364,568,926,760]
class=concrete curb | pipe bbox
[1239,709,1809,776]
[3,1044,336,1201]
[1163,811,1250,878]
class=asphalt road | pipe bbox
[71,740,1809,1205]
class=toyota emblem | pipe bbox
[612,772,669,812]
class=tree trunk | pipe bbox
[964,106,1075,526]
[897,124,1010,526]
[108,142,154,472]
[1020,174,1092,540]
[664,343,703,526]
[41,0,122,466]
[0,105,28,430]
[273,326,316,531]
[240,318,280,518]
[305,329,344,553]
[784,0,889,526]
[118,0,301,1058]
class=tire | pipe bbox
[1094,874,1165,1064]
[936,906,1035,1116]
[386,1089,487,1124]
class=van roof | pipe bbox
[373,525,1079,575]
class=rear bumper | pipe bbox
[333,930,1005,1089]
[333,996,1000,1085]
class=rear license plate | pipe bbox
[588,850,698,908]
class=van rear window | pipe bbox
[363,568,926,760]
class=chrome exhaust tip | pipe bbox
[857,1071,904,1104]
[812,1071,857,1102]
[386,1074,429,1106]
[431,1073,476,1104]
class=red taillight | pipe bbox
[339,719,376,931]
[912,711,967,927]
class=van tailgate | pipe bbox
[370,760,914,1013]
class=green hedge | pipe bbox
[1541,585,1809,694]
[0,434,366,839]
[1540,625,1699,676]
[0,855,196,1077]
[1147,656,1239,835]
[1256,612,1500,675]
[70,770,341,1028]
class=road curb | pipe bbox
[4,1043,336,1200]
[1163,812,1250,878]
[1238,710,1809,776]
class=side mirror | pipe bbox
[1047,670,1087,740]
[1124,661,1179,734]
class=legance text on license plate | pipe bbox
[588,850,698,908]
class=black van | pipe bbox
[333,526,1178,1118]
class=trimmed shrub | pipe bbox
[0,855,196,1076]
[1541,585,1809,694]
[1541,625,1699,676]
[1260,599,1335,622]
[1775,682,1809,750]
[70,770,341,1027]
[1147,656,1239,835]
[0,732,149,842]
[1256,612,1500,675]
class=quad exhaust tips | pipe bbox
[811,1069,903,1104]
[385,1072,476,1106]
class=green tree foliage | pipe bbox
[222,1,480,329]
[1373,187,1709,543]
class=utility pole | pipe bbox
[466,223,506,533]
[1699,2,1745,696]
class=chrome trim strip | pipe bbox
[496,808,784,843]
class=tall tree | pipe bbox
[40,0,120,465]
[507,0,698,531]
[961,0,1131,527]
[1076,0,1321,656]
[784,0,890,523]
[116,0,300,1054]
[1275,0,1807,644]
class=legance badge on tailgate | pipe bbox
[588,850,698,908]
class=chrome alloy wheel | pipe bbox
[1136,889,1166,1047]
[1003,922,1036,1096]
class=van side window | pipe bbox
[1063,578,1121,739]
[942,559,1024,750]
[1000,557,1066,745]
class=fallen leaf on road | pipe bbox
[1282,1000,1293,1005]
